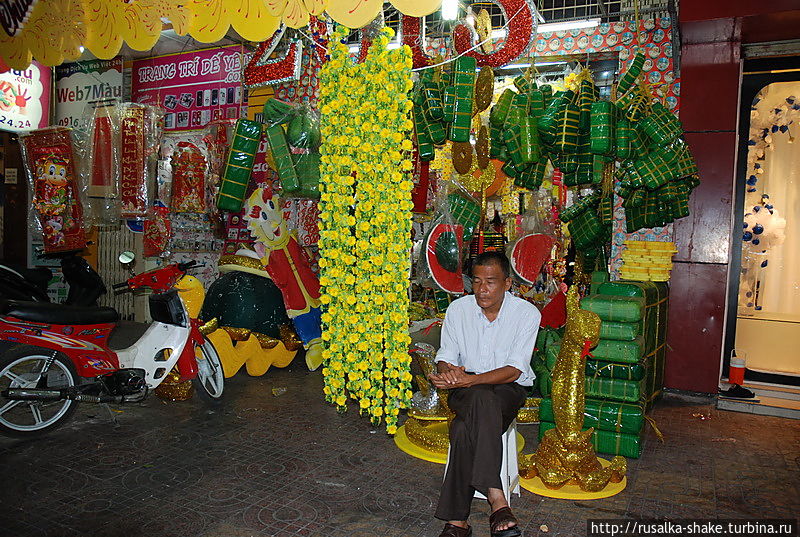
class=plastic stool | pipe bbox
[443,420,521,505]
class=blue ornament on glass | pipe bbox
[755,306,762,310]
[753,206,761,212]
[771,125,779,133]
[787,97,795,105]
[747,302,753,307]
[747,176,758,185]
[747,188,757,193]
[765,204,773,210]
[761,260,768,268]
[752,239,760,246]
[762,194,770,199]
[753,224,764,235]
[775,108,782,114]
[754,163,761,169]
[743,222,748,229]
[743,232,753,241]
[748,139,756,146]
[780,125,788,133]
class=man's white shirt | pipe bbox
[434,292,540,387]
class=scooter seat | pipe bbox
[0,299,120,325]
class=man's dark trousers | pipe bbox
[435,382,528,521]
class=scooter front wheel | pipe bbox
[0,346,78,437]
[192,340,224,402]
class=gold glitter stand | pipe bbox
[520,457,627,499]
[394,420,526,465]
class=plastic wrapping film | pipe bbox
[143,205,171,258]
[597,280,669,359]
[120,103,162,219]
[539,397,644,434]
[587,359,645,381]
[539,366,645,403]
[591,337,645,364]
[20,126,88,254]
[81,104,120,225]
[217,119,263,212]
[599,320,640,341]
[640,102,683,147]
[417,182,477,295]
[538,421,643,458]
[580,295,645,322]
[263,102,321,200]
[449,56,476,143]
[589,101,616,156]
[170,141,208,213]
[262,97,296,127]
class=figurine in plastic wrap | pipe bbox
[200,250,302,377]
[522,287,626,491]
[243,188,323,370]
[32,154,85,252]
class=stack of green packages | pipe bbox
[217,119,263,212]
[536,280,668,458]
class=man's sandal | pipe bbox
[489,506,522,537]
[438,523,472,537]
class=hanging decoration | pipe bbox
[20,127,87,253]
[451,0,535,68]
[84,0,190,60]
[326,0,442,29]
[737,91,797,312]
[243,29,304,88]
[0,0,85,69]
[400,15,433,69]
[170,142,207,213]
[318,25,414,434]
[185,0,279,43]
[265,0,328,29]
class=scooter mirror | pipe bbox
[118,251,136,265]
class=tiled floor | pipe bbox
[1,366,798,537]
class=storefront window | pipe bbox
[736,81,800,376]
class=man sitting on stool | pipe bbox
[429,251,540,537]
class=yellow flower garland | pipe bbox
[318,26,414,434]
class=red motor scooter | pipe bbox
[0,258,224,437]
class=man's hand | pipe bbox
[429,362,473,389]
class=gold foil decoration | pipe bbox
[476,126,490,169]
[404,417,451,454]
[523,288,627,491]
[199,317,219,336]
[224,326,252,342]
[154,367,194,402]
[452,141,473,175]
[279,323,304,351]
[474,66,494,113]
[517,396,541,424]
[254,332,281,350]
[218,254,267,273]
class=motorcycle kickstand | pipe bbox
[102,403,120,428]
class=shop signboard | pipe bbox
[131,45,246,132]
[0,59,50,132]
[54,58,123,129]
